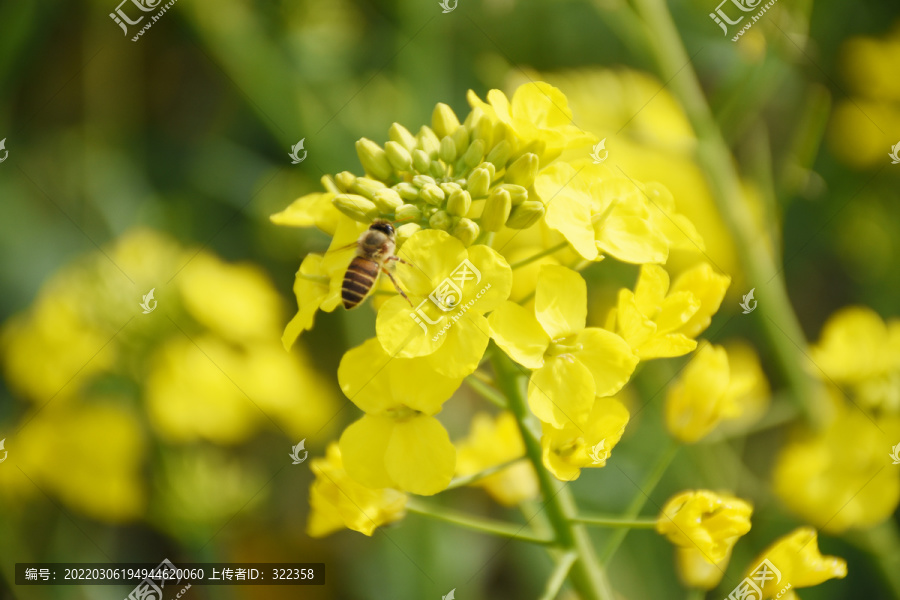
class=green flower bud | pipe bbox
[372,188,403,212]
[440,182,462,196]
[394,203,422,223]
[412,174,436,188]
[486,140,511,170]
[463,139,486,168]
[447,189,472,217]
[419,183,446,206]
[412,149,431,174]
[396,222,422,246]
[417,126,441,157]
[335,171,357,192]
[389,122,418,152]
[452,126,469,157]
[385,141,413,172]
[393,182,420,201]
[482,188,512,232]
[429,209,453,231]
[432,103,461,139]
[506,200,545,229]
[467,167,491,198]
[439,135,457,163]
[505,152,539,188]
[498,183,528,206]
[429,160,446,179]
[321,174,340,194]
[452,218,480,246]
[423,205,438,219]
[333,194,379,223]
[356,138,393,181]
[351,176,387,199]
[469,108,493,147]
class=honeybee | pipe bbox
[342,220,411,309]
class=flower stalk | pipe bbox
[492,351,614,600]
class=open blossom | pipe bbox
[748,527,847,597]
[540,395,630,481]
[308,443,408,537]
[657,490,752,565]
[455,412,538,506]
[489,264,638,429]
[609,262,730,359]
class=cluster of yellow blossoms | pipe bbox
[272,82,732,531]
[0,229,338,525]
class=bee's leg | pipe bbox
[386,256,409,265]
[381,267,413,306]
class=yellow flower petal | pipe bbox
[535,265,587,340]
[488,301,550,369]
[529,355,595,428]
[270,192,341,234]
[385,415,456,495]
[669,263,730,338]
[574,328,639,396]
[339,414,395,490]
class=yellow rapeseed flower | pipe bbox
[773,397,900,533]
[610,263,730,359]
[540,396,630,481]
[308,443,408,537]
[747,527,847,597]
[810,306,900,413]
[375,230,512,372]
[657,490,752,565]
[455,412,539,506]
[489,264,638,429]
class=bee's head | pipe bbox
[370,220,394,236]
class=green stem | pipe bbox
[406,498,553,545]
[510,241,569,270]
[844,519,900,598]
[539,551,578,600]
[599,439,679,563]
[685,589,705,600]
[630,0,827,428]
[445,457,521,490]
[492,351,614,600]
[464,372,508,409]
[573,514,657,529]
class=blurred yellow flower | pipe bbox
[773,398,900,533]
[666,344,757,444]
[748,527,847,597]
[611,263,730,360]
[308,443,408,537]
[657,490,752,565]
[489,265,638,429]
[810,306,900,413]
[455,412,538,506]
[540,395,630,481]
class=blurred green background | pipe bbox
[1,0,899,598]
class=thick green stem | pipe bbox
[510,241,569,270]
[406,498,553,545]
[630,0,827,428]
[539,551,578,600]
[492,352,614,600]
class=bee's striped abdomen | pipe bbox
[342,256,380,309]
